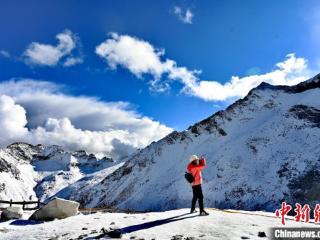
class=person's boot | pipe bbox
[199,210,209,216]
[190,209,197,213]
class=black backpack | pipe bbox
[185,172,194,183]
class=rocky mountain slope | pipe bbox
[0,143,120,203]
[61,74,320,212]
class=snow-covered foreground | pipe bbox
[0,208,314,240]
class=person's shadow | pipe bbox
[119,212,197,233]
[9,219,43,225]
[85,212,199,239]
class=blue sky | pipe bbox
[0,0,319,156]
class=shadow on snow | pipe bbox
[120,212,198,233]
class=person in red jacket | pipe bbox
[187,155,209,216]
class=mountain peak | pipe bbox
[7,142,41,149]
[255,81,287,91]
[6,142,44,161]
[254,73,320,93]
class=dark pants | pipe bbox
[191,184,204,212]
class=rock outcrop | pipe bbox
[1,206,23,221]
[29,198,79,221]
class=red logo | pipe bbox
[275,202,315,225]
[275,202,292,225]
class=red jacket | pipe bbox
[187,158,206,186]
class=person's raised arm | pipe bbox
[192,157,206,170]
[199,157,206,167]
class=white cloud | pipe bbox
[184,54,311,101]
[96,34,313,102]
[0,50,11,58]
[29,118,139,158]
[0,95,28,142]
[0,79,172,159]
[63,57,83,67]
[23,30,83,67]
[96,33,200,92]
[96,33,166,78]
[173,6,193,24]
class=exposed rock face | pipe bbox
[29,198,79,221]
[288,167,320,205]
[0,158,20,179]
[1,206,23,221]
[6,143,44,162]
[289,104,320,128]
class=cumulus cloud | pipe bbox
[173,6,193,24]
[63,57,83,67]
[23,30,83,67]
[0,95,28,142]
[184,54,311,101]
[0,79,172,159]
[0,50,11,58]
[95,33,200,92]
[96,33,166,78]
[96,33,313,102]
[29,118,140,158]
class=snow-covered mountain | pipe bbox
[0,142,119,203]
[62,74,320,212]
[1,74,319,212]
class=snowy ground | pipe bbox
[0,208,315,240]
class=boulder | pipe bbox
[107,229,122,238]
[29,197,79,221]
[1,206,23,221]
